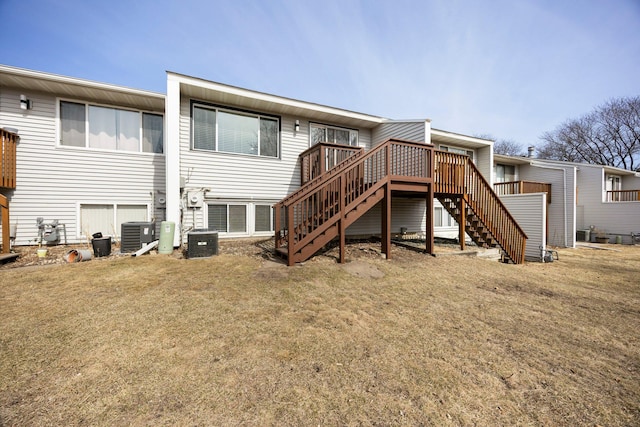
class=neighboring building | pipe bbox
[494,154,640,248]
[0,65,166,246]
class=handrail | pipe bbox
[435,151,527,263]
[275,139,434,261]
[1,129,18,189]
[299,143,363,184]
[494,180,552,203]
[606,189,640,202]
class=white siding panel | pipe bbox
[519,164,576,248]
[1,88,165,245]
[476,145,493,183]
[347,198,428,237]
[500,193,546,262]
[371,122,426,147]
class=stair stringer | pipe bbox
[291,180,389,264]
[437,195,513,263]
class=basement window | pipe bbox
[79,203,148,237]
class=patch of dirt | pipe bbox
[341,261,385,279]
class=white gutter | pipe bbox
[531,161,568,247]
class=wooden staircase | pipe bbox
[434,151,527,264]
[274,140,527,265]
[274,139,434,265]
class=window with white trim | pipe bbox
[192,104,279,158]
[208,204,247,233]
[79,203,148,237]
[495,164,516,183]
[254,204,275,233]
[59,101,163,153]
[310,123,358,146]
[206,203,274,234]
[440,145,474,161]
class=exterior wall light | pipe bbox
[295,119,300,133]
[20,95,32,110]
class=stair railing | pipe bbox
[435,151,527,263]
[299,143,364,184]
[275,139,434,262]
[1,128,18,190]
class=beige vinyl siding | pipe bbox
[346,198,428,237]
[575,165,640,243]
[500,193,546,261]
[371,121,426,147]
[0,88,165,245]
[519,163,576,247]
[476,145,493,183]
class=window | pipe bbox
[79,203,148,237]
[606,174,621,192]
[207,203,273,234]
[207,204,247,233]
[434,206,456,228]
[255,205,273,232]
[310,123,358,146]
[440,145,474,161]
[59,100,163,153]
[495,164,516,183]
[434,206,443,227]
[192,104,279,158]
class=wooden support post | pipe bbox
[381,182,392,259]
[1,194,9,254]
[426,184,434,255]
[339,175,346,264]
[287,205,295,266]
[459,196,466,251]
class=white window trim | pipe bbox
[309,122,359,148]
[191,102,281,159]
[76,202,151,238]
[57,98,164,155]
[205,201,275,237]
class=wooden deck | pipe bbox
[274,139,527,265]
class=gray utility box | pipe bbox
[188,229,219,259]
[121,222,156,253]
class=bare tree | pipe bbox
[538,96,640,171]
[494,139,525,156]
[475,134,525,156]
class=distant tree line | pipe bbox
[485,96,640,171]
[538,96,640,171]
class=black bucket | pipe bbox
[92,237,112,257]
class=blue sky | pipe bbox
[1,0,639,147]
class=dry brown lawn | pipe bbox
[1,241,639,426]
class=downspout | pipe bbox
[530,161,568,247]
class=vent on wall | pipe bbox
[121,222,156,253]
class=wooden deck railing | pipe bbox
[275,139,433,264]
[1,128,18,189]
[606,190,640,202]
[299,143,363,184]
[494,181,552,203]
[435,151,527,264]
